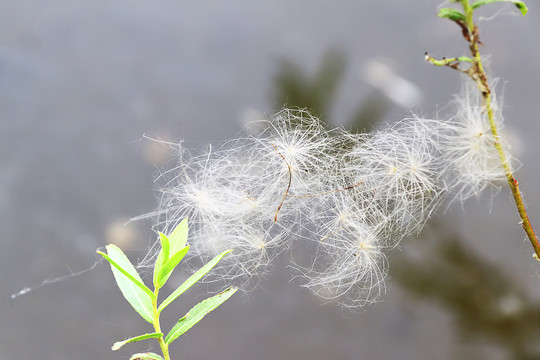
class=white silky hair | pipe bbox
[139,79,512,307]
[441,80,513,202]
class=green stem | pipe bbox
[425,55,473,67]
[459,0,540,259]
[152,288,171,360]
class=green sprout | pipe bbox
[97,218,236,360]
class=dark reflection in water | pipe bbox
[273,50,385,133]
[392,222,540,360]
[273,50,346,123]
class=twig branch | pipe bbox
[430,0,540,259]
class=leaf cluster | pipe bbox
[97,218,236,360]
[438,0,528,24]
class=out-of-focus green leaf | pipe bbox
[129,352,164,360]
[438,8,467,21]
[112,332,163,351]
[158,250,232,313]
[165,287,237,344]
[97,245,155,323]
[472,0,528,15]
[156,245,190,288]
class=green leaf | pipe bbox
[154,218,189,288]
[112,332,163,351]
[97,245,155,323]
[159,232,170,265]
[158,250,232,313]
[438,8,466,21]
[472,0,528,15]
[168,218,189,254]
[129,353,164,360]
[98,246,156,300]
[153,232,170,288]
[156,245,190,288]
[165,287,237,344]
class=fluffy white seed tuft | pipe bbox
[442,80,513,202]
[140,81,514,307]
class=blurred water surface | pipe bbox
[2,1,540,359]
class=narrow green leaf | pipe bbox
[159,232,170,265]
[98,247,156,301]
[153,232,170,288]
[438,8,466,21]
[158,250,232,313]
[472,0,528,15]
[129,353,164,360]
[97,245,155,323]
[165,287,237,344]
[156,246,190,288]
[168,218,189,254]
[112,332,163,351]
[154,219,187,288]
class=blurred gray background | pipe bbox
[2,1,540,359]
